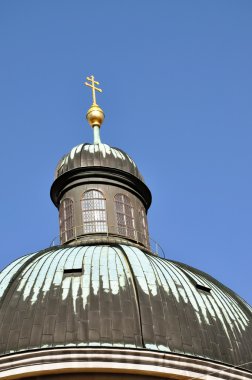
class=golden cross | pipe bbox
[84,75,102,105]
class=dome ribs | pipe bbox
[0,244,251,371]
[54,143,144,183]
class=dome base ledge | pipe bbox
[0,348,251,380]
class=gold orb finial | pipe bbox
[84,75,105,129]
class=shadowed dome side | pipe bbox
[0,244,251,371]
[55,143,144,182]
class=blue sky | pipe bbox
[0,1,252,304]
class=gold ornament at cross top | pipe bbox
[84,75,105,132]
[84,75,102,105]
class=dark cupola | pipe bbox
[50,75,151,247]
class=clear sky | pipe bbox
[0,1,252,304]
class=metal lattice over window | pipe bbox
[115,194,135,239]
[139,206,150,247]
[59,198,74,243]
[82,190,107,234]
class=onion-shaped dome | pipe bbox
[0,244,251,371]
[55,143,144,182]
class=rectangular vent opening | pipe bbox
[63,268,83,275]
[196,284,211,293]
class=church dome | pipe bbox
[55,143,144,182]
[2,76,252,379]
[0,243,251,371]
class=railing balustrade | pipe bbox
[50,224,165,257]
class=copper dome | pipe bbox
[0,243,251,371]
[55,143,144,182]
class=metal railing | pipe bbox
[50,224,165,257]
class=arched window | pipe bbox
[82,190,107,233]
[139,207,150,248]
[59,198,74,243]
[115,194,135,239]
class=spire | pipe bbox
[84,75,105,144]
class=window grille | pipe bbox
[82,190,107,234]
[115,194,135,239]
[139,207,150,247]
[59,198,74,243]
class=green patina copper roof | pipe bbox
[0,244,251,371]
